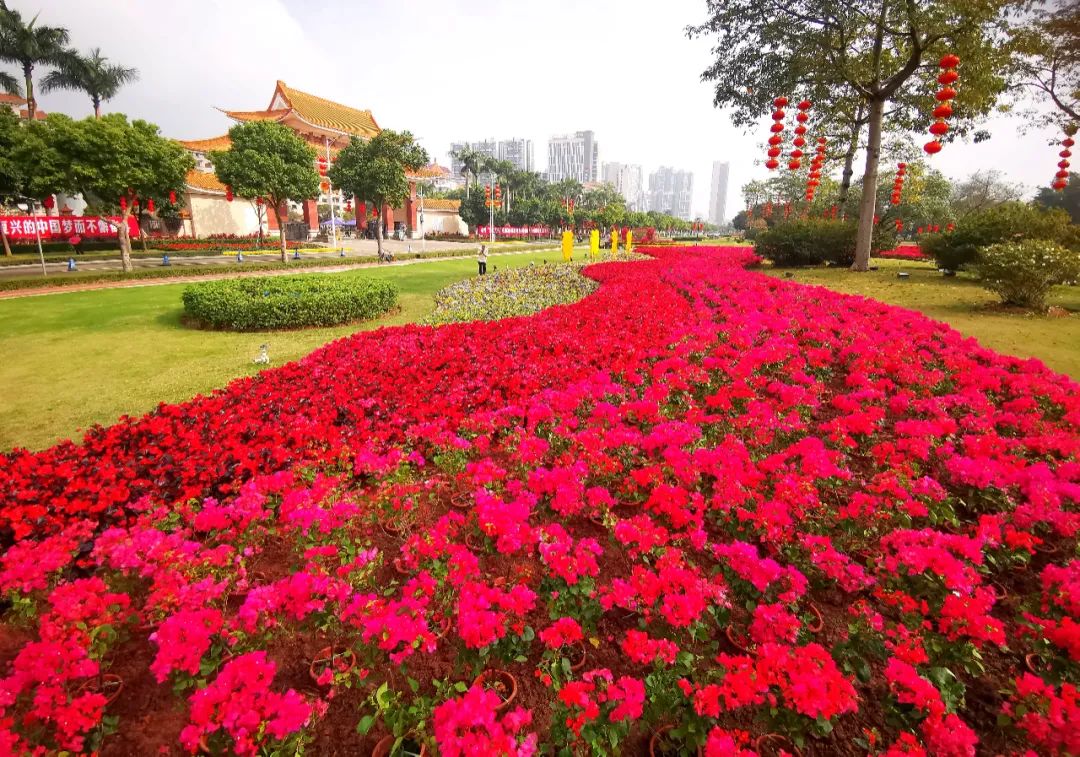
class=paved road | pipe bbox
[0,238,555,281]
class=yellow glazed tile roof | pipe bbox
[184,170,227,193]
[274,81,380,138]
[220,108,291,123]
[176,135,232,152]
[422,198,461,211]
[408,163,451,179]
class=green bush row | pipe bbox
[182,274,398,331]
[919,203,1079,271]
[753,220,871,267]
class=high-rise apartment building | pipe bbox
[498,138,534,172]
[547,131,599,183]
[449,139,497,176]
[709,161,730,225]
[648,167,694,219]
[601,162,645,210]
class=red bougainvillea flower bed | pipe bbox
[877,244,930,261]
[1,246,1078,755]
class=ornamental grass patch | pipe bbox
[181,273,398,330]
[1,247,1078,755]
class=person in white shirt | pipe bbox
[477,244,488,275]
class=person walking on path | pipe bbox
[477,244,488,275]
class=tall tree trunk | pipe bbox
[117,211,134,273]
[852,99,885,272]
[273,205,287,263]
[93,97,101,118]
[138,211,149,252]
[23,63,34,121]
[1,226,11,257]
[375,209,385,260]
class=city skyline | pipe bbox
[710,161,730,225]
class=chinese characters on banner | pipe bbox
[476,225,550,238]
[0,216,139,241]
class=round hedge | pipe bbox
[182,274,398,331]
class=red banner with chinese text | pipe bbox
[0,216,139,241]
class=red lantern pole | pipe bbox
[925,54,959,155]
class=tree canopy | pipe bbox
[690,0,1018,270]
[41,47,138,118]
[329,129,428,260]
[211,121,320,263]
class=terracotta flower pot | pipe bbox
[804,602,824,634]
[649,725,702,757]
[755,733,802,757]
[473,669,518,711]
[725,625,750,653]
[569,641,587,672]
[309,646,357,686]
[1025,652,1046,675]
[372,735,427,757]
[78,673,124,705]
[450,493,471,510]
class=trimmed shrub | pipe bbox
[974,239,1080,310]
[753,220,857,267]
[921,203,1076,271]
[182,274,398,331]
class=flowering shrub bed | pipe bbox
[1,246,1078,755]
[877,244,929,261]
[181,274,398,331]
[424,263,598,325]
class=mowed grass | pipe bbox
[764,258,1080,380]
[0,249,580,451]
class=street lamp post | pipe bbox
[419,183,426,252]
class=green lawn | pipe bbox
[0,249,576,451]
[764,258,1080,380]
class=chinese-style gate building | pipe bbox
[176,81,455,239]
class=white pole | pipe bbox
[325,137,338,252]
[33,205,46,277]
[489,179,495,244]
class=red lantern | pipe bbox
[767,147,782,158]
[929,120,949,136]
[119,196,127,211]
[1060,149,1073,158]
[772,110,786,120]
[168,191,177,204]
[225,186,234,202]
[1060,160,1071,169]
[932,103,954,119]
[1064,138,1076,148]
[939,53,960,68]
[898,162,907,170]
[788,160,801,170]
[796,112,809,123]
[946,222,955,232]
[793,137,806,147]
[768,135,783,146]
[924,140,943,155]
[935,87,957,102]
[773,96,788,107]
[256,196,264,206]
[938,70,959,85]
[42,195,54,209]
[1053,179,1068,190]
[797,100,812,110]
[770,123,784,133]
[794,125,808,136]
[345,200,353,212]
[765,159,780,170]
[147,198,155,213]
[1056,170,1070,179]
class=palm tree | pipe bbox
[41,48,138,117]
[0,70,18,94]
[0,4,69,119]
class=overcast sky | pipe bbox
[12,0,1063,218]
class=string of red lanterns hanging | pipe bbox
[925,54,959,155]
[790,100,811,170]
[225,185,234,202]
[765,97,788,170]
[805,137,826,202]
[891,162,907,206]
[1052,123,1077,191]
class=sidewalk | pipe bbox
[0,246,567,300]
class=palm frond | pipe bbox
[0,69,19,94]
